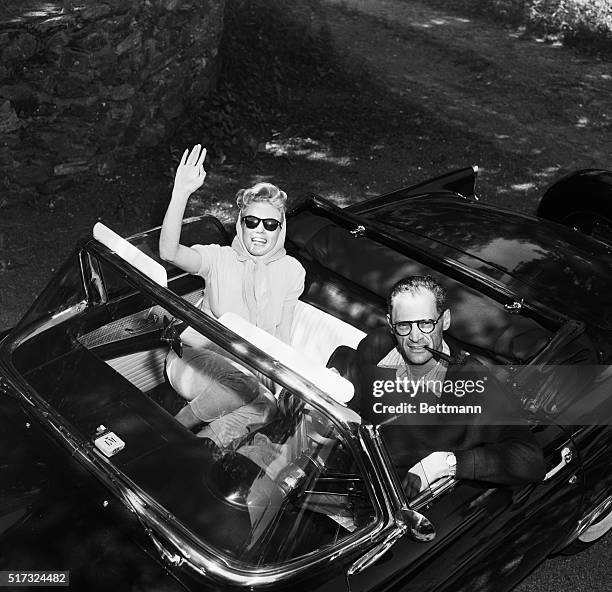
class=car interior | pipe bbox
[6,203,600,566]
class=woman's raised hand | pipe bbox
[173,144,207,197]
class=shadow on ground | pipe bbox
[2,0,609,330]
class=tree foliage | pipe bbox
[422,0,612,53]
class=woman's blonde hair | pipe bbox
[236,183,287,219]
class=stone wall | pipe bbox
[0,0,225,202]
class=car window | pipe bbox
[15,251,87,332]
[202,392,378,563]
[149,317,378,564]
[12,267,379,568]
[13,215,227,331]
[98,258,138,300]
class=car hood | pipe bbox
[364,198,612,330]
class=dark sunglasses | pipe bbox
[241,215,282,232]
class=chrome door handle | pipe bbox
[545,445,574,480]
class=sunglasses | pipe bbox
[241,215,282,232]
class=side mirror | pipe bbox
[403,507,436,541]
[348,508,435,575]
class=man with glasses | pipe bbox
[338,275,544,490]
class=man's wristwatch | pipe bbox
[446,452,457,477]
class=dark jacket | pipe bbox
[346,328,546,485]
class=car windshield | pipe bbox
[7,241,379,568]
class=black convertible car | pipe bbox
[1,167,611,591]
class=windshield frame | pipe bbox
[0,238,412,586]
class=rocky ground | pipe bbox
[1,0,611,333]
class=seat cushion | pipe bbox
[290,301,366,367]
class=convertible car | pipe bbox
[1,167,611,591]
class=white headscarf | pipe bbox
[230,212,287,332]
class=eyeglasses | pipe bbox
[391,312,443,336]
[241,215,282,232]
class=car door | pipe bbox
[347,417,585,592]
[347,342,612,592]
